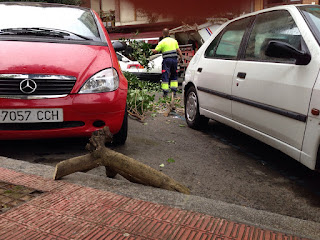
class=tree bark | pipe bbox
[53,127,190,194]
[53,154,101,180]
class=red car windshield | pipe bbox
[0,3,101,42]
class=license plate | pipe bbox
[0,109,63,123]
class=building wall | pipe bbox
[102,0,116,13]
[91,0,100,13]
[303,0,319,4]
[254,0,319,11]
[80,0,91,8]
[255,0,264,11]
[86,0,320,19]
[119,0,135,23]
[88,0,173,27]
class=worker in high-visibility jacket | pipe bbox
[152,28,183,97]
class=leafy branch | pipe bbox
[124,72,160,122]
[120,39,153,70]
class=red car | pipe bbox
[0,2,128,144]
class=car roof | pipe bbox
[0,2,89,11]
[230,4,316,22]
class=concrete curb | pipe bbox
[1,156,319,239]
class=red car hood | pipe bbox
[0,41,113,92]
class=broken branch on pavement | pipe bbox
[53,126,190,194]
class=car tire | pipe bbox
[185,86,209,129]
[112,105,128,145]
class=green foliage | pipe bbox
[124,72,161,121]
[127,89,155,115]
[126,39,153,70]
[167,158,175,163]
[124,72,160,92]
[157,94,183,108]
[0,0,81,5]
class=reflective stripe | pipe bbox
[163,54,177,58]
[162,50,177,59]
[162,82,169,90]
[170,80,178,88]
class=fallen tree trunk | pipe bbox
[53,127,190,194]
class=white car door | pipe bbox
[116,52,130,71]
[148,54,162,74]
[196,17,252,119]
[231,9,319,155]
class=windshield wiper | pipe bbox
[0,27,93,40]
[31,27,93,40]
[0,28,67,38]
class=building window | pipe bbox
[264,0,302,8]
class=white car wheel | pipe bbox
[185,86,209,129]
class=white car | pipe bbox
[184,4,320,171]
[116,52,162,82]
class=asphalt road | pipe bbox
[0,102,320,223]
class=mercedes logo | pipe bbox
[20,79,37,94]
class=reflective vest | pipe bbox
[155,37,179,58]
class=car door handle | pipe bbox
[237,72,246,79]
[197,68,203,73]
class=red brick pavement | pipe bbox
[0,167,309,240]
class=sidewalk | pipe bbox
[0,157,319,240]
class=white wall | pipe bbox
[91,0,100,14]
[102,0,116,13]
[119,0,135,23]
[97,0,173,26]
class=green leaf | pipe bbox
[179,124,186,127]
[167,158,175,163]
[159,163,165,168]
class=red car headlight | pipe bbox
[79,68,119,94]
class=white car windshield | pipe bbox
[299,5,320,45]
[0,3,100,41]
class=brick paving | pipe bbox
[0,167,309,240]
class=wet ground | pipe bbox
[0,103,320,223]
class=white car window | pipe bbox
[204,31,223,58]
[245,10,302,62]
[299,6,320,46]
[213,17,251,59]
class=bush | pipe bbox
[118,39,153,70]
[128,40,153,70]
[124,72,160,121]
[126,72,161,92]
